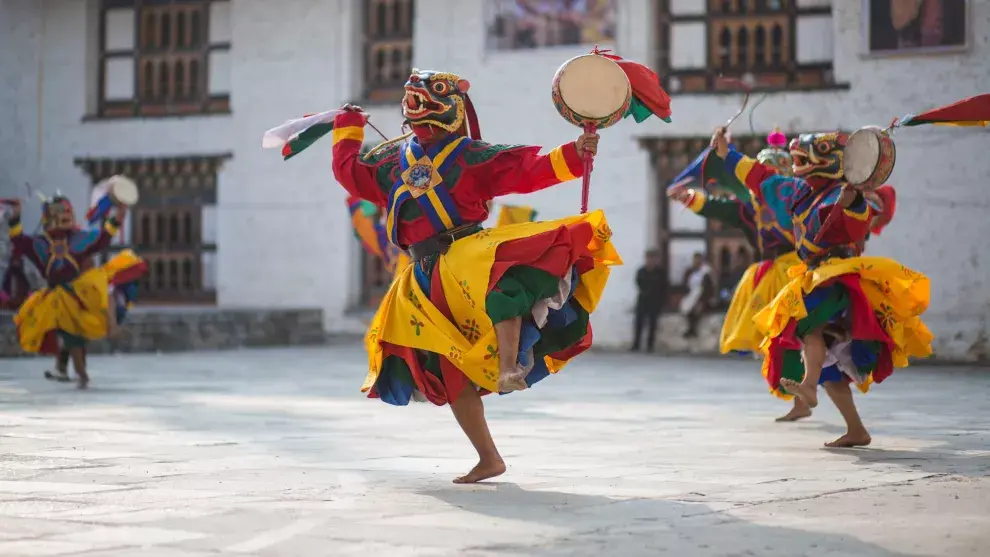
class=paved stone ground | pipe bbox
[1,347,988,557]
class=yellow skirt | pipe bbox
[14,250,145,353]
[753,256,933,395]
[363,209,620,396]
[719,251,801,354]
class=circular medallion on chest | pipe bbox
[407,164,433,190]
[51,240,69,258]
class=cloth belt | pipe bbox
[407,223,482,262]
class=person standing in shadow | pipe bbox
[631,249,667,352]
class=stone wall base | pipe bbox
[0,308,326,357]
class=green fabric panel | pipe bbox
[462,142,528,166]
[778,350,805,395]
[485,266,563,325]
[283,123,334,161]
[697,196,744,227]
[704,152,749,198]
[625,97,654,123]
[795,285,849,337]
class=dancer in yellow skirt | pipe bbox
[711,127,932,447]
[322,69,634,483]
[5,196,146,388]
[667,127,813,421]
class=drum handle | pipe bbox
[580,123,596,214]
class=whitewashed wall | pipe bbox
[3,0,988,360]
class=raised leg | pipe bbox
[449,383,506,484]
[69,347,89,390]
[822,380,871,448]
[775,396,813,422]
[494,316,527,393]
[780,328,825,408]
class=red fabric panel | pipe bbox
[487,222,594,294]
[910,94,990,125]
[752,260,774,288]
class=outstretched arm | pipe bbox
[331,108,390,208]
[710,127,776,199]
[483,132,597,196]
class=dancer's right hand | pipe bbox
[341,103,368,124]
[710,127,730,158]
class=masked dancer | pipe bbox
[668,127,815,421]
[5,192,146,389]
[324,68,632,483]
[711,127,932,447]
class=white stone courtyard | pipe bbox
[1,347,988,556]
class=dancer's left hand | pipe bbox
[837,187,860,208]
[576,132,599,157]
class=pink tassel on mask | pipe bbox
[767,125,787,148]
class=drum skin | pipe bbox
[552,54,631,129]
[107,175,140,206]
[843,126,895,192]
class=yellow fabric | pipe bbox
[13,251,146,353]
[496,205,536,227]
[362,209,621,394]
[686,190,706,213]
[548,145,577,182]
[734,155,756,185]
[15,269,110,352]
[332,126,364,145]
[719,251,801,354]
[8,223,22,237]
[424,189,455,228]
[102,249,144,281]
[390,251,412,284]
[753,256,933,384]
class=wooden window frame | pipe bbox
[74,153,231,305]
[362,0,415,104]
[96,0,231,119]
[654,0,844,95]
[640,134,767,311]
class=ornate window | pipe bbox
[97,0,231,118]
[640,135,766,310]
[75,154,229,304]
[655,0,838,94]
[363,0,415,104]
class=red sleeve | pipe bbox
[331,111,389,208]
[816,193,875,245]
[484,142,585,196]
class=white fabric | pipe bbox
[530,271,573,329]
[679,263,711,315]
[261,109,342,149]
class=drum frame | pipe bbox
[843,126,896,192]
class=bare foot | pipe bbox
[453,458,506,484]
[824,432,872,448]
[497,368,528,393]
[76,374,90,390]
[775,406,813,422]
[780,378,818,408]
